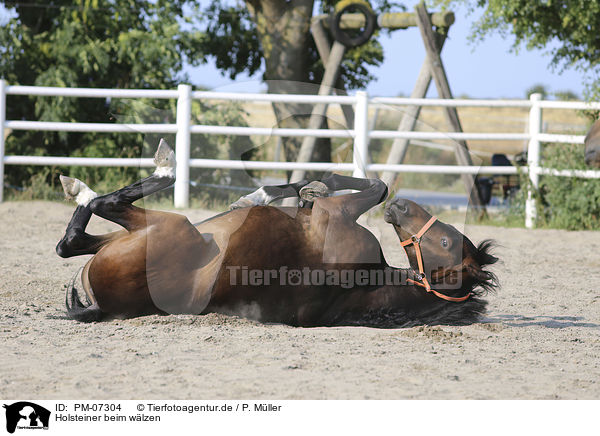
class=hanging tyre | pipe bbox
[329,0,377,48]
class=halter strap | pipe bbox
[400,216,471,303]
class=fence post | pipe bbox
[353,90,369,178]
[525,93,542,229]
[0,79,6,203]
[175,84,192,208]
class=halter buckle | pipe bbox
[411,235,420,243]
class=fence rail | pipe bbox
[1,80,600,228]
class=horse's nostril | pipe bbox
[396,203,408,214]
[585,149,600,165]
[384,208,395,223]
[385,201,409,224]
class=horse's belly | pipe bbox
[88,225,215,317]
[87,237,155,316]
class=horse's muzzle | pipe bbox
[384,201,409,225]
[585,149,600,167]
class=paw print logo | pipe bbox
[287,269,302,286]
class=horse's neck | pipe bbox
[356,265,487,327]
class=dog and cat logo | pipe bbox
[3,402,50,433]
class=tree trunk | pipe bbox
[245,0,331,179]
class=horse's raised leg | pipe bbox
[301,175,388,265]
[57,140,179,322]
[55,178,123,258]
[56,139,175,257]
[229,180,310,209]
[306,174,388,221]
[55,204,122,258]
[229,174,388,219]
[87,139,176,230]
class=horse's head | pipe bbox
[384,198,498,298]
[584,119,600,168]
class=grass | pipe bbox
[135,193,233,212]
[3,170,526,228]
[12,179,587,233]
[5,175,234,213]
[471,212,527,228]
[4,168,65,202]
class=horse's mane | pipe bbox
[407,240,499,326]
[467,239,499,297]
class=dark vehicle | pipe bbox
[477,153,523,205]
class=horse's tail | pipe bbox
[65,268,103,322]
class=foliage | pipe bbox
[0,0,254,200]
[1,0,410,192]
[538,143,600,230]
[199,0,402,90]
[5,167,63,201]
[200,3,263,80]
[554,89,579,101]
[0,0,206,189]
[525,83,549,99]
[496,143,600,230]
[432,0,600,99]
[0,0,205,87]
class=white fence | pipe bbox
[1,80,600,228]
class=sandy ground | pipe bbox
[1,200,599,399]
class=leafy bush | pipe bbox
[1,0,207,192]
[493,143,600,230]
[6,167,62,202]
[4,97,253,205]
[538,143,600,230]
[501,144,600,230]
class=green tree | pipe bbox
[433,0,600,99]
[525,83,549,99]
[553,89,579,101]
[199,0,397,168]
[1,0,401,192]
[0,0,206,190]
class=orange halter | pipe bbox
[400,216,471,303]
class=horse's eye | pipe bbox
[441,238,449,248]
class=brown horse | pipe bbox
[585,118,600,167]
[56,140,498,327]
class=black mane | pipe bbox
[336,239,500,328]
[469,239,500,297]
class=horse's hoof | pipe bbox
[229,197,255,210]
[60,175,82,200]
[300,181,332,202]
[154,139,176,167]
[60,175,97,206]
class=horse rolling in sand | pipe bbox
[56,139,498,327]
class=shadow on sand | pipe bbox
[484,314,600,329]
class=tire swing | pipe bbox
[328,0,377,48]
